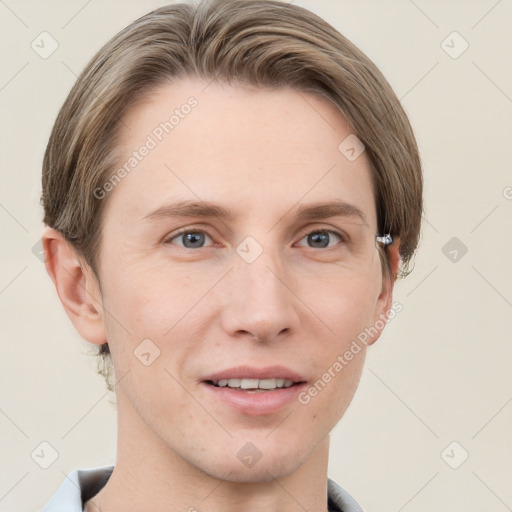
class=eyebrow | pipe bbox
[141,199,367,225]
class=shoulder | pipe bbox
[327,478,365,512]
[38,465,114,511]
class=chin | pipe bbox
[201,456,300,483]
[191,435,317,483]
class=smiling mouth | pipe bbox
[205,377,304,391]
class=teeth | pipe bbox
[259,378,277,389]
[240,378,259,389]
[211,378,297,389]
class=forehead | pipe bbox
[105,77,376,227]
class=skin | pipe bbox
[43,77,400,512]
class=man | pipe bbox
[39,1,422,510]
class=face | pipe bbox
[92,77,393,482]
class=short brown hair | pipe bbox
[41,0,423,392]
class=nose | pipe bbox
[218,247,300,344]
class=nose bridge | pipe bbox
[236,240,290,307]
[221,238,299,340]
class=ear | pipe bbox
[367,238,401,346]
[41,226,107,346]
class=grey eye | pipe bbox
[168,231,213,249]
[297,230,342,249]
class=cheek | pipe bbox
[99,261,213,381]
[301,266,382,407]
[98,271,170,371]
[103,259,192,330]
[312,268,382,339]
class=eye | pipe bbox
[164,228,346,250]
[165,230,214,249]
[296,229,344,249]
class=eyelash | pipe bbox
[163,227,347,250]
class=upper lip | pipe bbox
[202,365,307,383]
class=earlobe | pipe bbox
[41,226,107,346]
[367,238,401,346]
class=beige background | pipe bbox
[1,0,511,510]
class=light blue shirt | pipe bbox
[39,465,364,512]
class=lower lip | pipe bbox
[201,382,307,415]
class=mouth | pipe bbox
[204,377,304,392]
[200,366,308,414]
